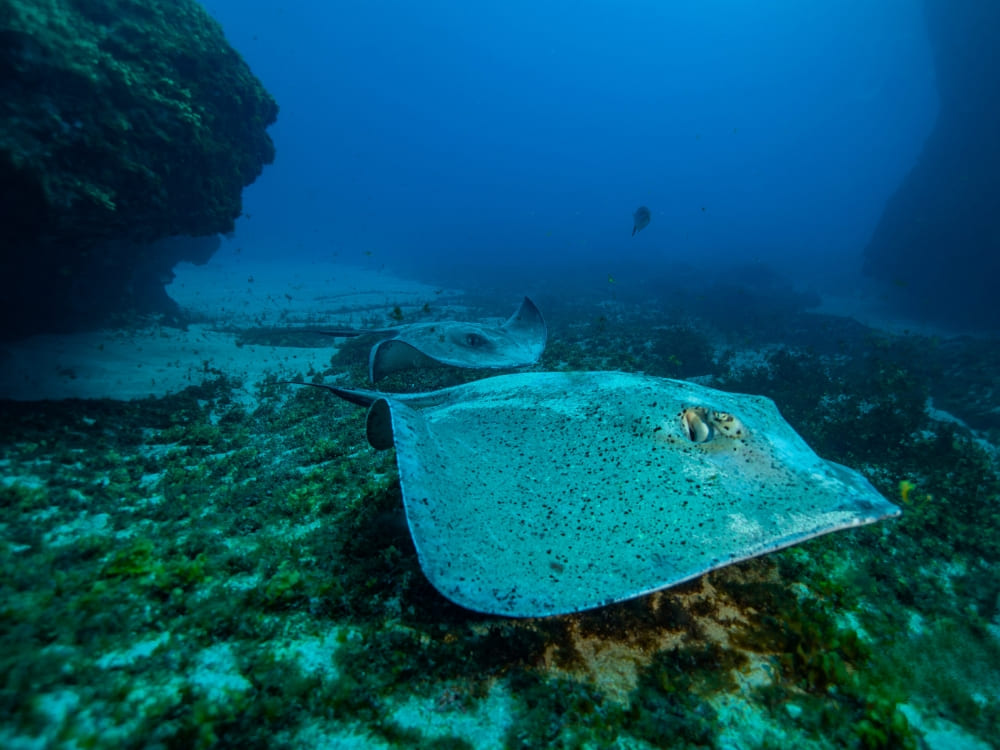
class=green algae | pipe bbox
[1,305,998,749]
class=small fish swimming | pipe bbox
[632,206,651,236]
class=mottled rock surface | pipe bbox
[863,0,1000,330]
[0,0,277,336]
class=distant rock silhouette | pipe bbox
[863,0,1000,330]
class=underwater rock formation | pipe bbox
[862,0,1000,330]
[0,0,277,336]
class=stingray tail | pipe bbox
[305,328,375,338]
[307,329,364,338]
[303,326,401,338]
[631,225,637,236]
[273,380,381,407]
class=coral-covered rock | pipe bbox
[0,0,277,336]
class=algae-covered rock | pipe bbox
[0,0,277,335]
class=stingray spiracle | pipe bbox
[711,411,746,438]
[680,407,748,443]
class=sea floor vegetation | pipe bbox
[1,292,998,749]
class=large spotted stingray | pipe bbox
[313,371,900,617]
[318,297,546,383]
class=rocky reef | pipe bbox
[0,0,277,336]
[863,0,1000,330]
[1,288,998,748]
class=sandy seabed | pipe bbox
[1,256,998,750]
[0,258,452,401]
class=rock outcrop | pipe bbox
[0,0,277,336]
[862,0,1000,330]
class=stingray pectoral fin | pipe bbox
[500,297,548,352]
[362,371,901,617]
[824,460,903,521]
[369,338,445,382]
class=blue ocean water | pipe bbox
[203,0,936,288]
[4,2,1000,748]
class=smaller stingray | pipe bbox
[632,205,651,236]
[317,297,546,383]
[307,371,900,617]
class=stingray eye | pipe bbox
[464,332,486,347]
[681,407,714,443]
[711,411,747,438]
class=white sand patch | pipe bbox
[96,632,171,670]
[899,704,994,750]
[712,656,800,750]
[391,682,515,749]
[810,294,991,339]
[291,722,390,750]
[925,398,971,428]
[0,730,46,750]
[44,511,112,547]
[169,257,449,327]
[1,474,46,490]
[0,322,330,402]
[273,628,356,679]
[190,643,252,701]
[924,399,999,459]
[33,689,81,726]
[0,258,456,402]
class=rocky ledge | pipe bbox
[0,0,277,336]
